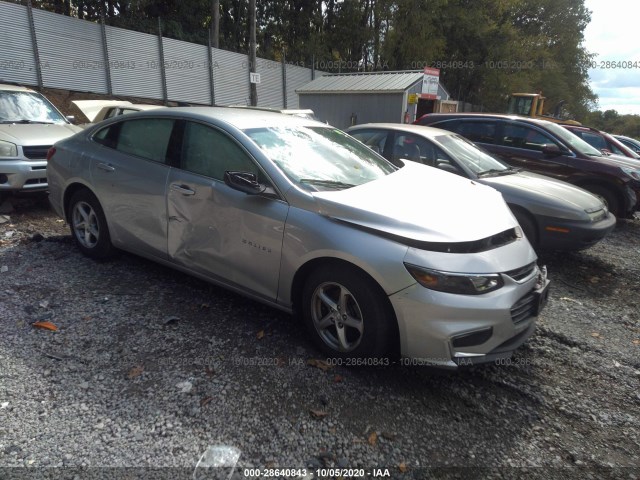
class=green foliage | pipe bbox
[583,110,640,138]
[27,0,601,119]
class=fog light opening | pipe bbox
[452,327,493,348]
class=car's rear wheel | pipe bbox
[302,264,396,360]
[68,189,114,259]
[583,185,620,218]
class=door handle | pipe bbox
[97,162,115,172]
[170,184,196,196]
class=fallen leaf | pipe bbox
[399,462,407,473]
[307,359,333,371]
[589,276,600,284]
[633,339,640,345]
[591,332,601,338]
[200,303,210,309]
[256,330,265,339]
[82,316,92,321]
[33,321,58,331]
[310,409,328,419]
[333,374,344,383]
[127,365,144,379]
[205,366,215,377]
[368,431,378,446]
[200,396,213,407]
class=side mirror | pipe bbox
[541,144,561,156]
[224,171,267,195]
[601,148,612,155]
[224,171,266,195]
[437,162,462,175]
[66,115,76,124]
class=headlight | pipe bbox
[584,204,609,222]
[621,166,640,181]
[0,140,18,157]
[404,263,504,295]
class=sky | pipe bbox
[583,0,640,115]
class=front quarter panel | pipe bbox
[277,206,413,307]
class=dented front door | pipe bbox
[166,170,288,301]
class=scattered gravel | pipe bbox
[0,195,639,479]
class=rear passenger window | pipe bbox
[115,119,174,163]
[454,121,497,144]
[500,124,558,152]
[349,130,388,155]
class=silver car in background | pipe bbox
[348,124,615,251]
[47,108,549,368]
[0,84,81,199]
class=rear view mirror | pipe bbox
[224,171,266,195]
[541,144,561,156]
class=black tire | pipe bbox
[68,189,114,260]
[513,210,538,249]
[301,264,396,360]
[583,185,621,218]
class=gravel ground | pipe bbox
[0,195,639,480]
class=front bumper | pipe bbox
[390,264,549,368]
[537,212,616,250]
[0,159,48,192]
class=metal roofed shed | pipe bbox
[296,70,453,129]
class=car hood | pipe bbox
[481,171,603,212]
[312,161,517,243]
[0,123,82,145]
[72,100,131,122]
[590,153,640,169]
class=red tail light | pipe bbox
[46,147,56,161]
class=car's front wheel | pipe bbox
[302,264,396,360]
[68,189,114,260]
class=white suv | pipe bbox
[0,84,81,200]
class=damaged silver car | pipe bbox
[47,107,550,367]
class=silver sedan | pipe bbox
[47,108,549,368]
[348,123,616,251]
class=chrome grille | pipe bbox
[504,262,536,282]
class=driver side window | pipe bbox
[181,122,260,181]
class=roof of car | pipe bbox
[348,123,455,138]
[419,113,568,128]
[0,83,37,92]
[111,106,326,130]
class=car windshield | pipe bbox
[542,121,603,157]
[436,134,512,176]
[0,91,67,124]
[244,126,397,191]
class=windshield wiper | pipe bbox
[477,168,512,177]
[299,178,355,189]
[1,119,55,124]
